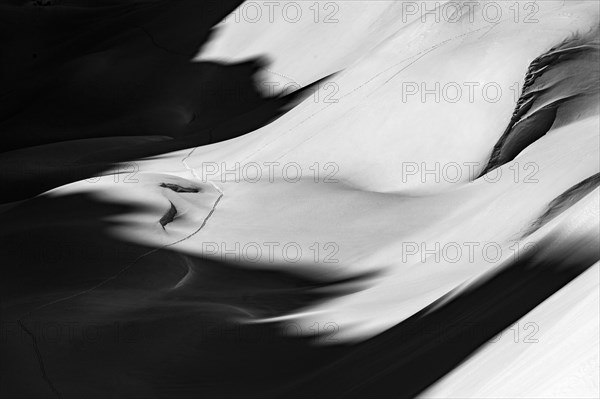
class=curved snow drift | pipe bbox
[1,1,598,398]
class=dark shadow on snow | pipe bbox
[0,0,334,203]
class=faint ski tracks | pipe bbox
[238,25,495,164]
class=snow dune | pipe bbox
[1,1,598,398]
[87,0,600,339]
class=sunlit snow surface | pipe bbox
[1,1,599,398]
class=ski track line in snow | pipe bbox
[234,25,494,165]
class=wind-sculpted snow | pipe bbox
[1,1,599,398]
[524,173,600,237]
[159,201,178,229]
[159,182,201,194]
[480,30,600,176]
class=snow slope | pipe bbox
[3,1,599,397]
[59,0,599,339]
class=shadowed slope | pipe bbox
[1,190,597,398]
[0,0,330,203]
[0,191,373,398]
